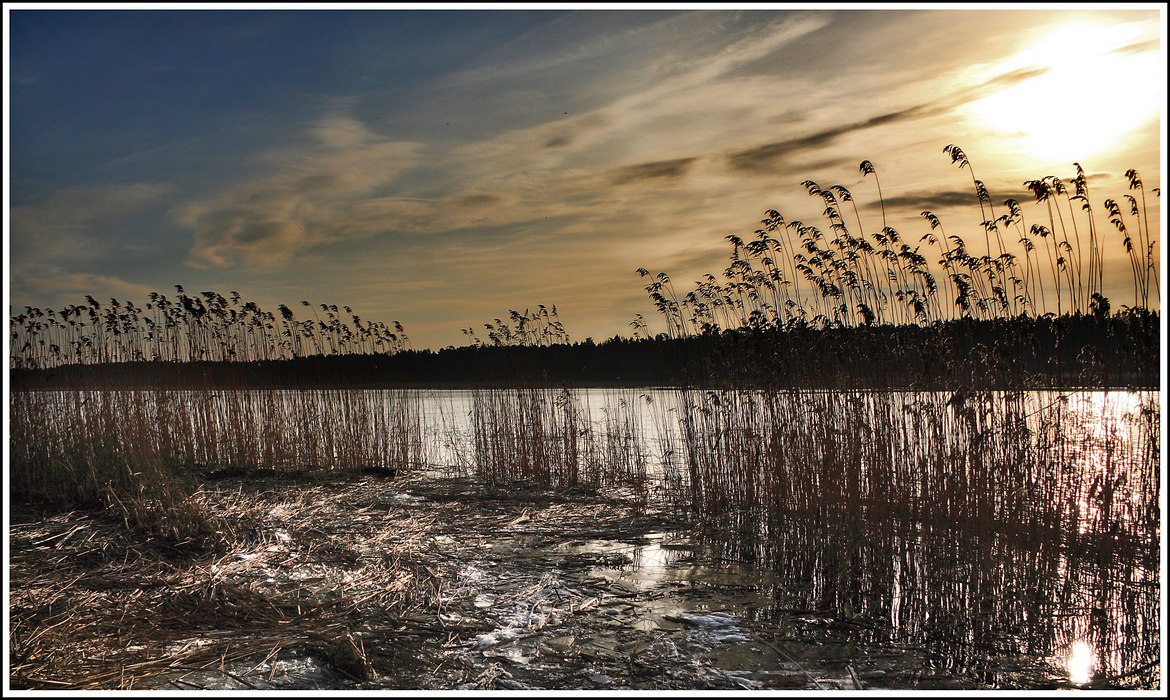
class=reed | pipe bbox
[462,305,569,348]
[638,151,1158,337]
[425,383,674,502]
[11,388,426,492]
[652,385,1159,686]
[467,386,653,491]
[470,387,583,486]
[10,288,410,370]
[9,388,216,544]
[666,389,1157,561]
[10,367,426,559]
[591,391,654,490]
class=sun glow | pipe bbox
[966,22,1162,161]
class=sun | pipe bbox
[965,21,1162,163]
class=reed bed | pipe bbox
[618,149,1161,686]
[9,388,428,541]
[10,288,410,369]
[468,387,651,490]
[470,388,582,486]
[590,391,656,489]
[8,388,215,544]
[637,153,1158,337]
[666,389,1158,565]
[660,387,1160,685]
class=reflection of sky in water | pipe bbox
[396,389,1156,487]
[560,532,684,589]
[628,533,673,581]
[1056,391,1154,535]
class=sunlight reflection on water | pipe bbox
[1067,640,1096,685]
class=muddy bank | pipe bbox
[8,470,1151,690]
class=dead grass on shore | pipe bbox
[8,474,446,690]
[8,470,673,690]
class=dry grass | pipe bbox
[9,387,428,544]
[8,470,677,690]
[9,476,445,690]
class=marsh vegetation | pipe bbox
[8,150,1162,690]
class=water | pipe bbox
[10,386,1162,689]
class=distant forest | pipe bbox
[12,311,1159,391]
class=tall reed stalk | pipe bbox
[637,150,1158,337]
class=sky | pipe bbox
[5,3,1165,350]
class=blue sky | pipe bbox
[5,5,1164,349]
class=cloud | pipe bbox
[725,103,940,173]
[719,59,1062,176]
[442,14,830,175]
[434,11,823,93]
[176,115,424,269]
[1114,37,1160,55]
[611,157,698,185]
[451,193,504,209]
[9,182,174,264]
[873,188,1035,213]
[977,66,1050,92]
[9,265,154,314]
[872,189,991,212]
[363,14,841,262]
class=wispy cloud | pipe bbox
[611,157,698,185]
[872,188,1034,213]
[726,104,938,173]
[10,182,174,265]
[176,115,424,269]
[14,267,152,306]
[364,12,839,251]
[442,13,830,170]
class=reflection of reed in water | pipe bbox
[805,521,1152,687]
[669,389,1159,688]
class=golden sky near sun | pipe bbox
[965,19,1163,164]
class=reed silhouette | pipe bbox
[10,288,409,370]
[637,150,1158,336]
